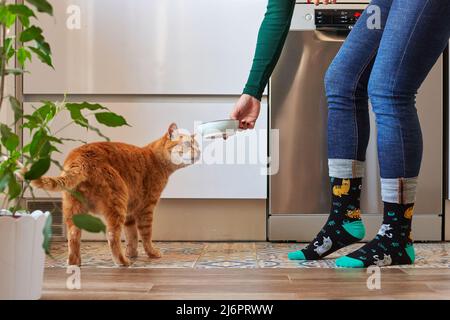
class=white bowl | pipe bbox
[197,119,240,139]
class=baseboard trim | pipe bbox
[81,199,267,241]
[268,214,442,241]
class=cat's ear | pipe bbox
[168,123,179,140]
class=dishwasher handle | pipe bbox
[314,29,350,43]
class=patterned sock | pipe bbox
[288,177,366,260]
[336,202,415,268]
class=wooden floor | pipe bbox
[42,267,450,300]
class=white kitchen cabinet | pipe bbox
[23,101,268,199]
[24,0,267,95]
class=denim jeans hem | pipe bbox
[380,177,418,204]
[328,159,365,178]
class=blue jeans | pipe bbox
[325,0,450,204]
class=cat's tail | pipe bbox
[30,161,87,192]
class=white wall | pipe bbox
[24,0,268,95]
[24,0,269,199]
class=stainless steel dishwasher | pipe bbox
[268,2,444,241]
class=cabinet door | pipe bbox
[23,0,266,95]
[23,101,267,199]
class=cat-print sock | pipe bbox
[288,177,366,261]
[336,202,415,268]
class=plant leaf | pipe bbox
[17,47,32,67]
[29,46,53,68]
[24,157,51,180]
[29,130,46,158]
[8,178,21,200]
[94,112,129,127]
[72,214,106,233]
[0,124,19,151]
[66,105,89,128]
[9,96,23,124]
[47,136,63,144]
[0,6,17,28]
[66,102,108,111]
[38,140,51,158]
[0,172,11,192]
[25,0,53,15]
[3,38,15,60]
[8,4,36,18]
[22,114,40,131]
[33,101,56,122]
[8,4,35,27]
[42,213,52,255]
[22,143,31,153]
[36,39,51,55]
[20,25,44,42]
[18,15,30,28]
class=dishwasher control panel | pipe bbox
[315,9,363,30]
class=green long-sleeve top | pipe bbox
[243,0,296,101]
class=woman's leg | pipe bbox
[337,0,450,268]
[289,0,393,260]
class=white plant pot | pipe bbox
[0,210,50,300]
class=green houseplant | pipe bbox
[0,0,127,299]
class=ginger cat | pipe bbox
[31,123,200,266]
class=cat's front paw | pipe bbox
[147,247,162,258]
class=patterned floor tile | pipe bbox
[45,241,450,269]
[195,243,257,269]
[46,242,204,269]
